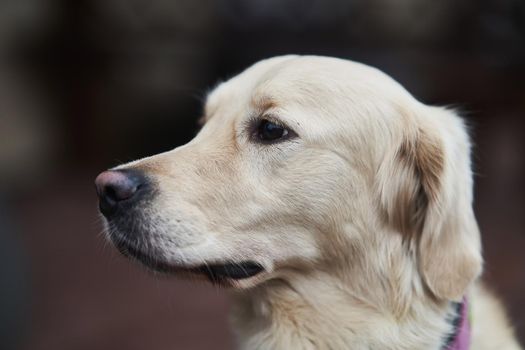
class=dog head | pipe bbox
[96,56,481,302]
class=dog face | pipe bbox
[96,56,481,301]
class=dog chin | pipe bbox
[107,230,267,288]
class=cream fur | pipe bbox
[107,56,522,350]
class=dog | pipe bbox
[95,55,522,349]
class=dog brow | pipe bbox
[251,95,278,114]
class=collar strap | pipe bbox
[443,297,471,350]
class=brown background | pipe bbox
[0,0,524,349]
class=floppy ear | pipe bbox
[377,107,482,301]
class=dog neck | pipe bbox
[230,272,463,350]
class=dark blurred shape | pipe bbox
[0,0,524,349]
[0,201,29,350]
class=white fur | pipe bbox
[109,56,522,350]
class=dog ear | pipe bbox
[377,107,482,301]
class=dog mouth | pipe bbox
[113,238,264,282]
[193,261,264,280]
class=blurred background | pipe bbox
[0,0,524,349]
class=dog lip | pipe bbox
[193,261,265,281]
[114,239,176,273]
[113,238,265,280]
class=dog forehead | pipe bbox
[201,56,416,143]
[208,56,408,110]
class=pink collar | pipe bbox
[444,298,471,350]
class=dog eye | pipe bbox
[256,119,289,142]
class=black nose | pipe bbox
[95,169,146,217]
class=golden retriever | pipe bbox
[95,55,522,349]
